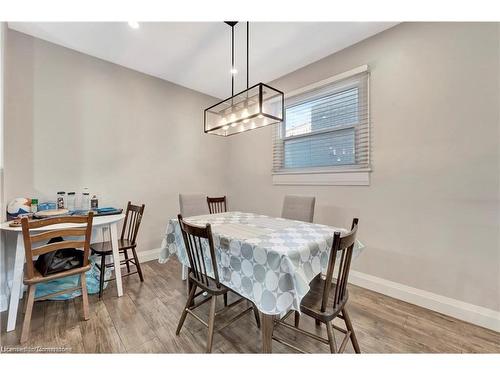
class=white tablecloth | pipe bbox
[159,212,364,315]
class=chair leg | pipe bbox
[23,289,30,314]
[176,283,197,335]
[252,303,261,329]
[342,307,360,353]
[223,292,228,307]
[326,321,337,353]
[123,249,131,273]
[187,277,195,306]
[99,253,106,299]
[80,273,90,321]
[20,285,36,344]
[294,311,300,328]
[206,295,217,353]
[131,246,144,282]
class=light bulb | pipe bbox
[243,119,250,123]
[229,113,237,122]
[231,123,237,127]
[230,68,238,74]
[222,125,229,130]
[220,117,227,125]
[128,21,140,29]
[258,114,264,119]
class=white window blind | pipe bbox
[272,69,370,173]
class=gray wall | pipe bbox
[4,29,229,253]
[226,23,500,311]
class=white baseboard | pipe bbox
[349,270,500,333]
[136,248,500,333]
[137,248,161,263]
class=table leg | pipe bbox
[261,313,275,353]
[7,233,25,332]
[109,223,123,297]
[181,264,188,280]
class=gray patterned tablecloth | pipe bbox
[159,212,364,316]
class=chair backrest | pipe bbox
[179,193,210,217]
[207,196,227,214]
[21,213,94,280]
[321,218,359,313]
[281,195,316,223]
[177,214,220,288]
[120,201,145,244]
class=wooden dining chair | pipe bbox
[206,195,231,305]
[207,196,227,214]
[176,214,261,353]
[179,194,211,282]
[91,202,145,298]
[20,213,94,343]
[179,193,210,217]
[281,195,316,223]
[273,218,361,354]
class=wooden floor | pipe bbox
[1,259,499,353]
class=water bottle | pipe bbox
[81,188,90,210]
[67,192,76,211]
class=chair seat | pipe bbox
[299,274,348,322]
[189,271,229,296]
[91,239,135,253]
[24,264,91,285]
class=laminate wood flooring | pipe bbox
[1,259,499,353]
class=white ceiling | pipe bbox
[8,22,397,99]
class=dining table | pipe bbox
[0,213,126,332]
[159,211,364,353]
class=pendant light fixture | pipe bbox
[204,22,284,136]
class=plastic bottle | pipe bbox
[31,198,38,213]
[81,188,90,210]
[91,195,98,210]
[67,192,76,211]
[57,192,66,209]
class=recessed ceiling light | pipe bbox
[128,21,140,29]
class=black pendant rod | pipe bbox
[246,21,249,89]
[224,21,238,97]
[231,24,235,96]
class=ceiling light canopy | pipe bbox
[128,21,140,29]
[204,22,284,137]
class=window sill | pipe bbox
[272,168,371,186]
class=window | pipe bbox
[272,66,370,185]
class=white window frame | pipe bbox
[272,65,371,186]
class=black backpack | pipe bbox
[34,237,84,276]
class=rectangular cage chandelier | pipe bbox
[204,22,284,137]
